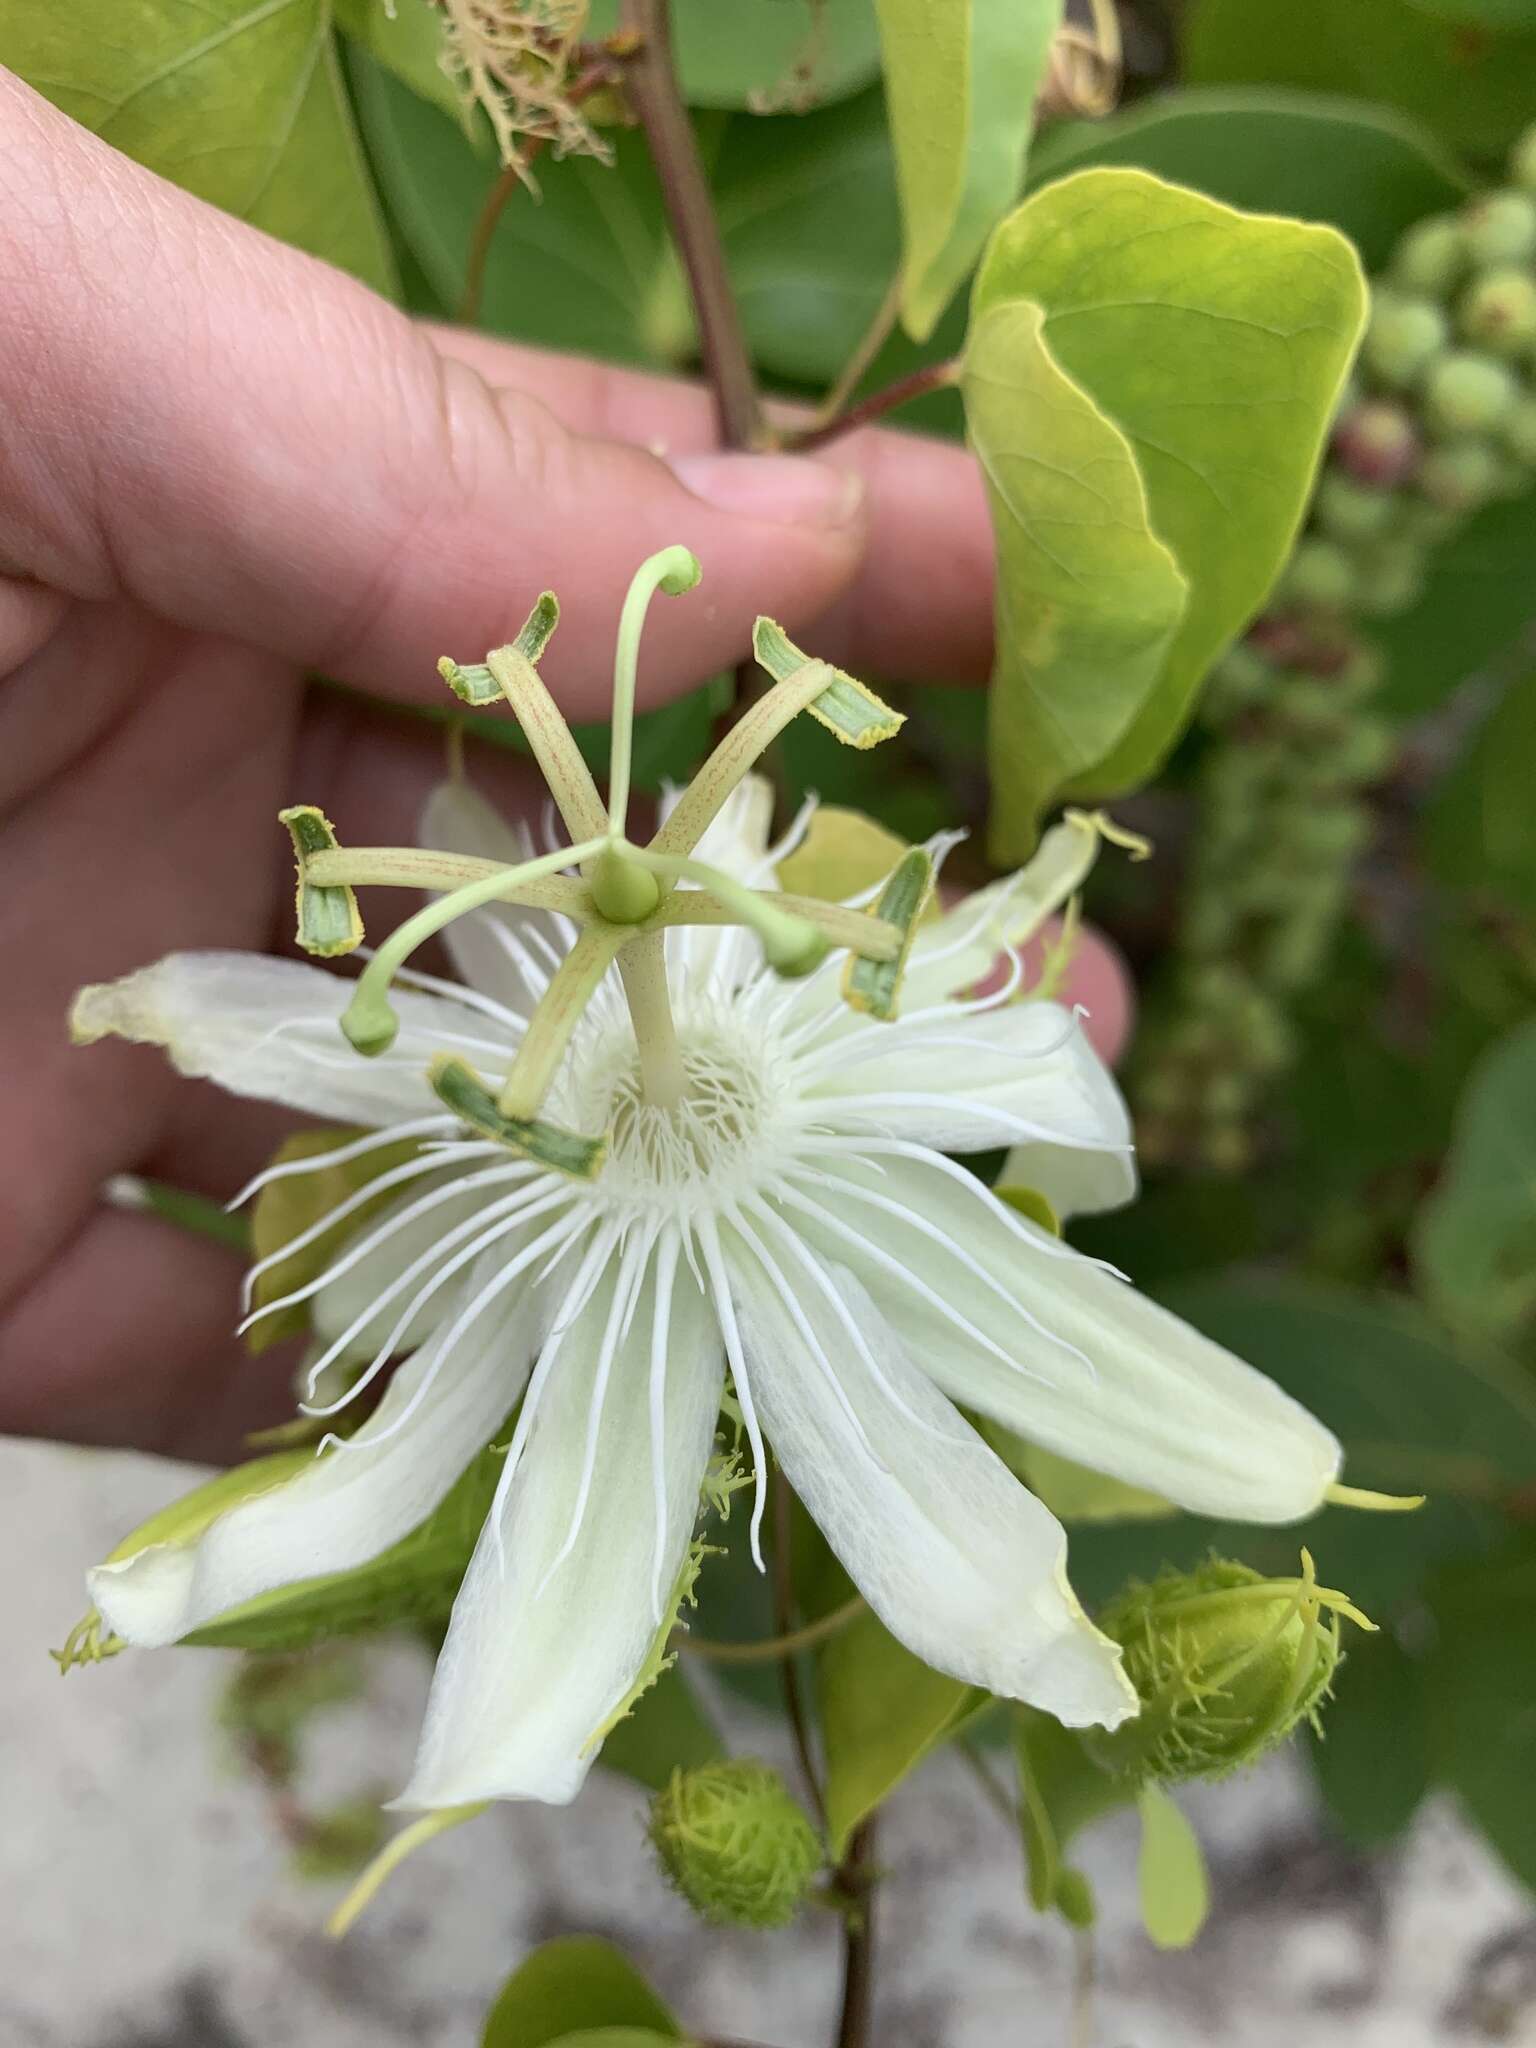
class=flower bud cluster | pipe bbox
[1137,127,1536,1171]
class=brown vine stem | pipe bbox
[833,1820,878,2048]
[770,1463,827,1826]
[458,59,617,326]
[782,358,961,454]
[616,0,762,449]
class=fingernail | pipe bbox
[668,452,864,528]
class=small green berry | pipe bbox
[1362,291,1449,389]
[1417,438,1503,513]
[1390,213,1466,298]
[1281,538,1355,612]
[1313,475,1397,544]
[1504,395,1536,466]
[1424,351,1518,436]
[1459,266,1536,353]
[1462,190,1536,268]
[648,1760,822,1928]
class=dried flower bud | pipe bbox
[648,1760,823,1928]
[1083,1553,1370,1787]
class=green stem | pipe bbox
[678,1594,867,1665]
[617,932,688,1107]
[783,359,961,455]
[808,273,903,430]
[833,1820,877,2048]
[771,1463,826,1827]
[327,1803,487,1939]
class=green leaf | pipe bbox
[185,1427,509,1650]
[247,1125,425,1350]
[585,0,882,110]
[1012,1708,1130,1915]
[876,0,1062,340]
[967,168,1366,857]
[2,1,395,293]
[1184,0,1536,158]
[1307,1629,1430,1847]
[963,296,1187,859]
[350,54,687,364]
[596,1663,724,1793]
[984,1428,1177,1525]
[545,2035,679,2048]
[1136,1784,1210,1950]
[1411,1019,1536,1344]
[1028,87,1471,269]
[482,1937,681,2048]
[776,806,909,904]
[1375,493,1536,720]
[817,1609,987,1858]
[1426,1534,1536,1891]
[334,0,460,115]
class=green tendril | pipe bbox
[608,546,701,838]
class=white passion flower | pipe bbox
[71,549,1344,1817]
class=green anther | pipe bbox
[437,592,561,707]
[431,1056,609,1179]
[608,546,701,837]
[842,846,934,1020]
[589,845,663,924]
[340,835,607,1056]
[278,806,363,958]
[752,617,904,749]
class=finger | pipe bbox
[433,330,996,683]
[0,73,868,717]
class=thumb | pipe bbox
[0,71,867,714]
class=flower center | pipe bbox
[573,1008,792,1211]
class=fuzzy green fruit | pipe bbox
[1424,351,1518,436]
[648,1760,822,1928]
[1362,292,1448,388]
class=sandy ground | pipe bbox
[4,1433,1535,2048]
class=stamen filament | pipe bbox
[495,924,628,1119]
[606,546,701,837]
[340,836,608,1056]
[631,848,827,976]
[307,846,589,919]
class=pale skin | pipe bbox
[0,69,1130,1461]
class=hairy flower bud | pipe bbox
[648,1760,823,1928]
[1083,1554,1369,1787]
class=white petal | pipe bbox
[397,1237,724,1809]
[70,952,488,1127]
[901,813,1104,1011]
[1000,1056,1138,1220]
[90,1262,535,1648]
[419,782,574,1019]
[807,999,1136,1161]
[724,1227,1135,1727]
[787,1156,1340,1524]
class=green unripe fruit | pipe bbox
[1504,396,1536,466]
[1362,291,1448,388]
[1313,475,1396,545]
[1459,266,1536,354]
[648,1760,822,1927]
[1281,538,1355,611]
[1331,399,1420,486]
[1511,125,1536,193]
[1462,190,1536,268]
[1424,351,1518,437]
[1390,212,1465,298]
[1417,438,1503,512]
[1087,1557,1358,1785]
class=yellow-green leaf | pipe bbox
[983,1422,1177,1525]
[1136,1783,1210,1949]
[877,0,1063,339]
[817,1609,987,1857]
[963,295,1189,858]
[481,1938,682,2048]
[2,0,395,293]
[966,168,1366,857]
[776,807,907,905]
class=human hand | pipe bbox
[0,68,1126,1459]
